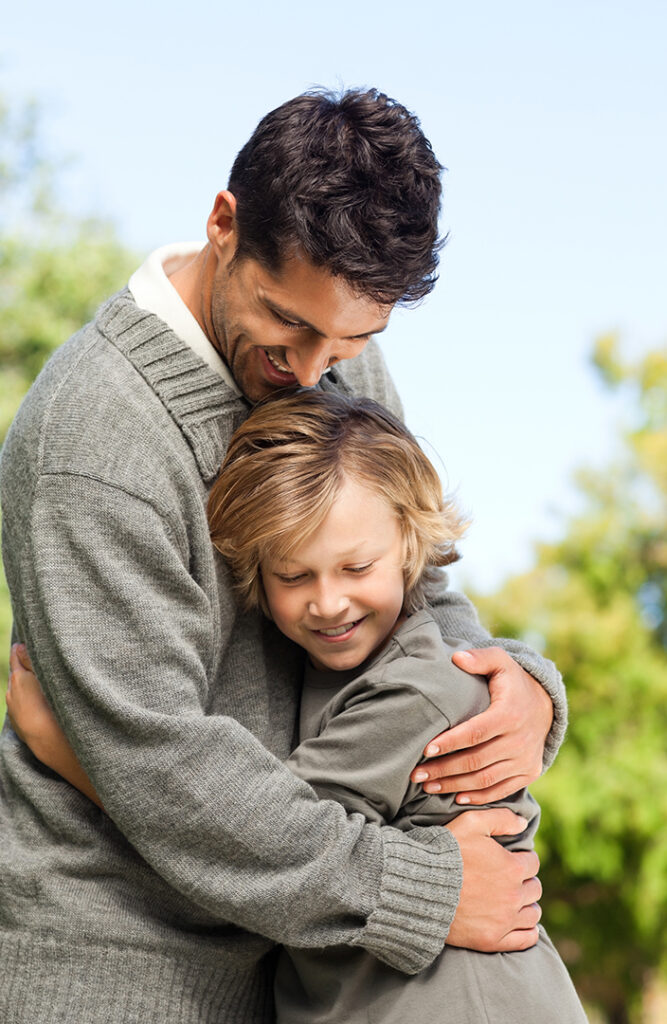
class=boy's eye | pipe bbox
[275,573,306,584]
[346,563,374,575]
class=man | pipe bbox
[0,89,565,1023]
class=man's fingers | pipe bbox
[447,806,532,840]
[513,848,540,879]
[412,740,519,792]
[522,875,543,906]
[451,775,532,805]
[494,926,540,953]
[451,646,510,677]
[10,643,34,676]
[416,715,503,767]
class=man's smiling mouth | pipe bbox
[265,350,293,375]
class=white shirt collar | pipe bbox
[128,242,241,395]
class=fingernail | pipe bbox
[425,744,440,757]
[413,770,429,782]
[456,795,471,805]
[425,782,442,793]
[517,817,528,829]
[455,650,473,660]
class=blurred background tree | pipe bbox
[474,338,667,1023]
[0,91,136,671]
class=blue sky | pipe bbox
[4,1,666,590]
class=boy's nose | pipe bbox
[307,587,349,621]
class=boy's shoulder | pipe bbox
[326,610,491,729]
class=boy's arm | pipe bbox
[6,644,103,810]
[286,657,541,952]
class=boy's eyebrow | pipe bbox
[263,298,389,340]
[275,543,383,568]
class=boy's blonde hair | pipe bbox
[208,390,466,617]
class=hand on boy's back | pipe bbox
[410,647,554,804]
[445,808,542,952]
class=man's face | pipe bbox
[205,247,393,403]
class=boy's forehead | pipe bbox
[272,539,376,567]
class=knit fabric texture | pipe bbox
[0,291,567,1022]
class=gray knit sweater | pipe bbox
[0,291,567,1023]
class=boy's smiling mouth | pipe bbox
[312,618,366,640]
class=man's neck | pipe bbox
[167,246,209,335]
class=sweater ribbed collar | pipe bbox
[97,289,251,483]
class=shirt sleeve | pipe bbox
[20,472,459,974]
[285,661,540,849]
[287,679,453,825]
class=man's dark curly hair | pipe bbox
[228,88,445,306]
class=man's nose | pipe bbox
[285,338,335,387]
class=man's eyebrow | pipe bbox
[263,298,388,340]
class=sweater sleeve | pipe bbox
[425,575,567,769]
[20,472,457,974]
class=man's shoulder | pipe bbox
[3,290,244,490]
[5,293,169,467]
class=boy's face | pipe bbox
[261,477,406,671]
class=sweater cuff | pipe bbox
[502,643,568,771]
[351,825,462,975]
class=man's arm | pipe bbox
[9,473,455,974]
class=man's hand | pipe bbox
[446,808,542,952]
[6,644,104,809]
[411,647,553,804]
[6,643,57,752]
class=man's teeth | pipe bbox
[266,351,292,374]
[318,622,357,637]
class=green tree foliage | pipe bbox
[0,92,137,682]
[475,339,667,1024]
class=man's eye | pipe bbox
[274,312,302,330]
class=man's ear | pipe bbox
[207,191,238,256]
